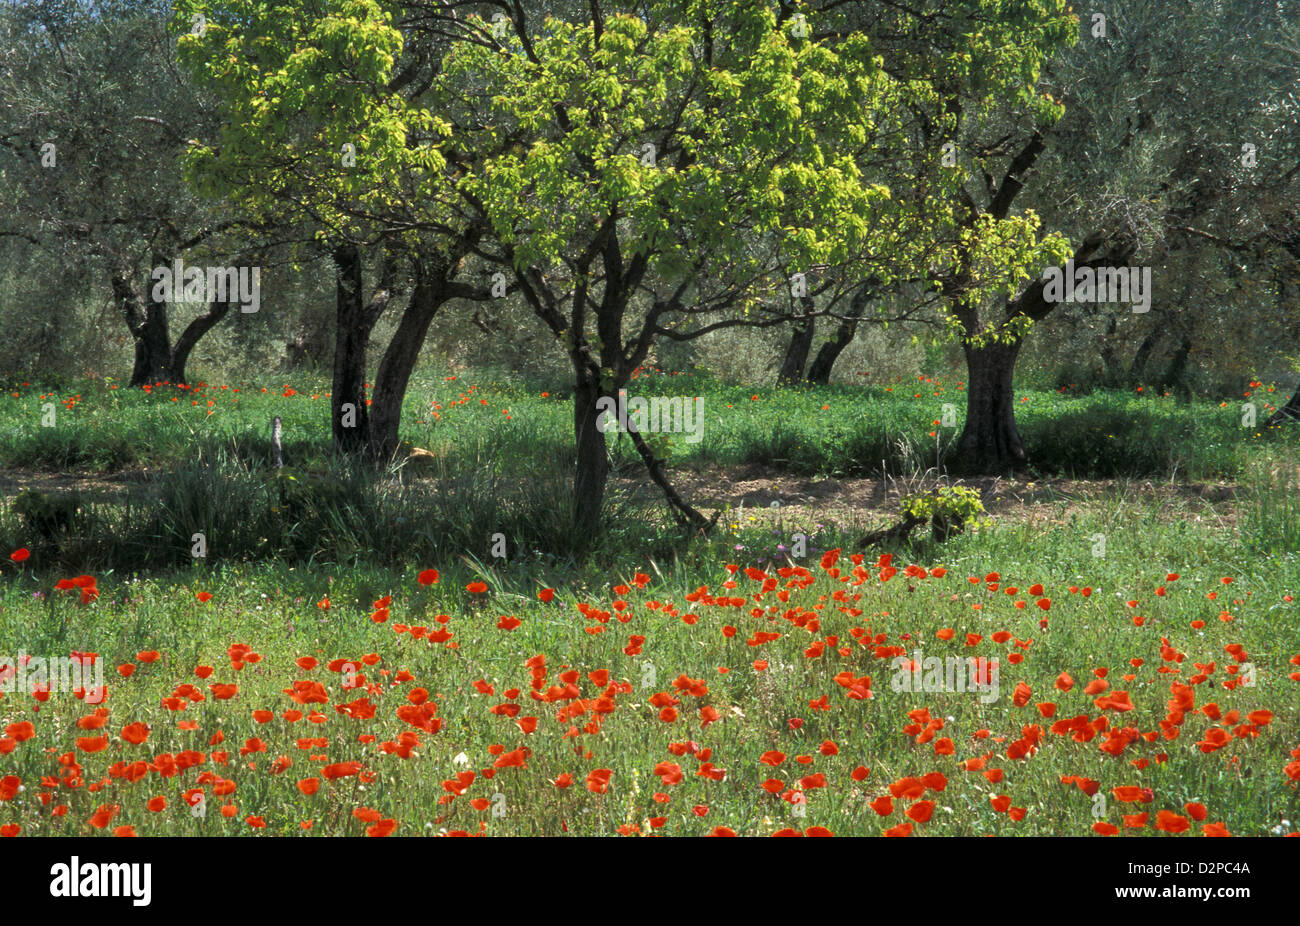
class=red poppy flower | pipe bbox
[586,768,612,794]
[88,805,120,828]
[1155,811,1190,833]
[906,800,935,823]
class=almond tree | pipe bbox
[447,2,1062,533]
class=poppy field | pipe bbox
[1,499,1297,837]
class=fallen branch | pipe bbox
[625,428,716,534]
[857,513,926,549]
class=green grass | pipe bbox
[2,372,1296,481]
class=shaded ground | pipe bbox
[1,462,1242,536]
[616,462,1241,535]
[0,470,158,501]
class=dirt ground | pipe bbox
[0,470,158,501]
[615,462,1240,534]
[1,462,1241,536]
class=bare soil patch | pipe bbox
[615,462,1240,534]
[0,470,158,502]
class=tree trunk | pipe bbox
[368,273,444,462]
[947,234,1127,473]
[777,314,815,385]
[1097,314,1120,381]
[807,284,872,384]
[1160,331,1193,394]
[171,298,232,385]
[331,244,375,454]
[113,262,233,387]
[1129,327,1160,384]
[807,314,860,384]
[572,374,611,539]
[284,317,331,371]
[134,294,172,385]
[112,265,174,387]
[1267,379,1300,426]
[955,338,1026,473]
[113,264,168,386]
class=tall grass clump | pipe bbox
[1240,453,1300,556]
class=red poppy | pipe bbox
[906,800,935,823]
[88,805,120,828]
[586,768,612,794]
[1155,811,1190,833]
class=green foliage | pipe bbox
[900,485,990,542]
[175,0,438,240]
[900,485,986,526]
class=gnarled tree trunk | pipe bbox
[955,337,1026,473]
[1129,326,1160,384]
[951,234,1130,474]
[112,260,231,386]
[1267,380,1300,426]
[171,299,232,384]
[113,260,172,386]
[807,289,869,384]
[777,315,815,385]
